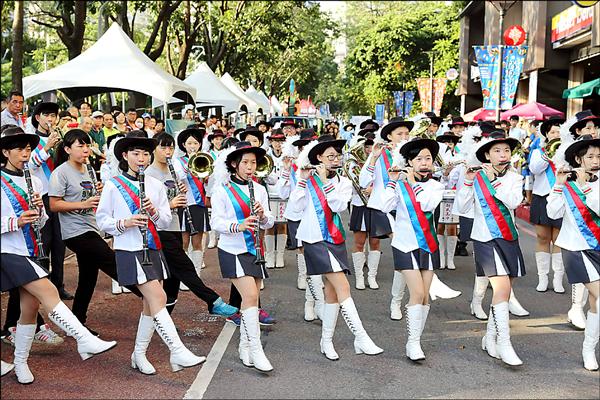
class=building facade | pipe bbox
[458,1,600,118]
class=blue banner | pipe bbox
[375,103,385,124]
[500,46,528,110]
[392,91,404,117]
[404,91,415,117]
[474,45,502,110]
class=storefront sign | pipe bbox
[552,5,594,43]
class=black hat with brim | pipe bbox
[280,119,299,128]
[359,119,380,130]
[449,117,466,129]
[564,135,600,167]
[0,126,41,163]
[539,117,565,137]
[428,116,443,126]
[436,133,460,144]
[570,114,600,136]
[207,130,226,142]
[358,128,376,137]
[343,123,356,131]
[475,137,520,163]
[114,131,157,161]
[308,135,346,165]
[400,137,439,161]
[177,128,205,152]
[239,127,264,145]
[381,118,414,141]
[32,102,60,129]
[225,141,266,167]
[292,128,318,147]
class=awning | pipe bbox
[562,78,600,99]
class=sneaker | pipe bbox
[2,327,15,346]
[259,309,275,326]
[226,312,241,326]
[33,324,64,345]
[211,298,238,317]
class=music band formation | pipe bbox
[1,98,599,382]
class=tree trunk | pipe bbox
[11,0,24,92]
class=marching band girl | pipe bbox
[455,133,526,366]
[1,127,117,384]
[547,135,600,371]
[290,135,383,360]
[176,128,210,274]
[381,137,444,361]
[529,117,566,294]
[210,141,275,372]
[96,131,205,374]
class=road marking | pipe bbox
[184,322,236,400]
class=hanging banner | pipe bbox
[500,46,528,110]
[474,45,502,110]
[416,78,432,114]
[432,78,447,117]
[404,91,415,117]
[375,103,385,125]
[393,91,404,117]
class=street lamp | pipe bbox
[425,50,434,114]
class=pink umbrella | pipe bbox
[501,102,565,120]
[463,107,496,122]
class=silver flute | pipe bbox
[166,157,198,236]
[138,165,152,267]
[23,163,49,263]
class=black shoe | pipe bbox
[59,288,74,300]
[455,242,469,256]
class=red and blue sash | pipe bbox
[222,182,262,256]
[398,181,438,253]
[179,156,206,206]
[306,175,345,244]
[563,182,600,250]
[378,148,393,186]
[541,148,556,188]
[31,140,54,180]
[110,176,161,250]
[1,172,39,257]
[290,164,298,186]
[473,172,518,241]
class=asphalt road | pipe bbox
[1,217,599,399]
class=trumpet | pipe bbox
[47,122,65,152]
[255,154,274,179]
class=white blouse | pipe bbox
[96,173,171,251]
[528,148,554,196]
[359,147,397,211]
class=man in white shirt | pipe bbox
[508,115,525,142]
[1,91,25,128]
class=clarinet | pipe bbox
[22,164,49,263]
[86,162,98,196]
[137,166,152,267]
[166,157,198,235]
[247,178,265,265]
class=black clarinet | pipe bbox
[137,166,152,267]
[22,164,49,263]
[247,178,265,265]
[166,157,198,235]
[86,162,98,196]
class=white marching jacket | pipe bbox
[381,178,444,253]
[450,164,474,218]
[96,174,171,251]
[529,148,554,196]
[546,175,600,251]
[455,170,523,242]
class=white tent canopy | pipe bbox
[152,62,247,112]
[270,95,283,114]
[220,73,259,113]
[23,23,196,103]
[245,85,270,113]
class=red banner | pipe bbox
[417,78,446,115]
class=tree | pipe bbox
[11,0,23,92]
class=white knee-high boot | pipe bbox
[208,230,217,248]
[582,309,599,371]
[131,314,156,375]
[437,234,446,269]
[390,271,406,320]
[240,307,273,372]
[48,302,117,361]
[446,236,458,270]
[320,303,340,360]
[264,235,275,269]
[340,297,383,355]
[297,253,307,290]
[275,234,287,268]
[13,323,36,384]
[305,275,324,321]
[352,252,366,290]
[470,276,489,320]
[551,252,565,293]
[481,305,499,359]
[405,305,425,361]
[508,289,529,316]
[152,308,205,372]
[535,251,551,292]
[1,360,14,377]
[191,250,204,277]
[568,283,588,330]
[367,251,381,289]
[491,302,523,366]
[429,273,461,300]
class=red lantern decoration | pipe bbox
[503,25,526,46]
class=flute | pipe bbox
[23,163,49,263]
[137,165,152,267]
[166,157,198,236]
